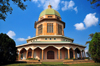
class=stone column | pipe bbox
[32,50,34,58]
[19,52,21,60]
[84,51,86,58]
[26,50,28,59]
[42,50,44,60]
[58,49,60,60]
[81,51,82,59]
[73,50,75,59]
[68,49,70,59]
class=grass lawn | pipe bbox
[3,63,100,66]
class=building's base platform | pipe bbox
[63,59,94,64]
[17,59,94,64]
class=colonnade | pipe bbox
[18,46,86,60]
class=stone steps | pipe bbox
[17,60,42,64]
[41,59,64,62]
[63,60,94,64]
[17,60,94,64]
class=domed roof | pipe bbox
[39,5,61,17]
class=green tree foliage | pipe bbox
[0,0,31,21]
[0,33,17,64]
[89,32,100,62]
[85,32,100,45]
[87,0,100,8]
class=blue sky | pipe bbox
[0,0,100,52]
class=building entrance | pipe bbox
[47,51,54,59]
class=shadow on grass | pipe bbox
[2,62,69,66]
[1,61,27,66]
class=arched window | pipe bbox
[58,24,62,34]
[38,24,42,34]
[47,23,53,33]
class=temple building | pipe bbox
[17,5,86,60]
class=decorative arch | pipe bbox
[69,46,75,50]
[17,48,22,52]
[17,50,19,52]
[33,46,43,50]
[43,45,59,50]
[27,48,32,51]
[82,49,85,52]
[75,47,81,51]
[20,48,27,53]
[60,46,69,50]
[26,47,34,50]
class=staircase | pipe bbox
[63,60,94,64]
[41,59,64,62]
[17,59,94,64]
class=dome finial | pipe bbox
[48,3,52,9]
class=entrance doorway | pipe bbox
[47,51,54,59]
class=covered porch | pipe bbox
[17,45,86,60]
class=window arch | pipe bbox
[47,23,53,33]
[38,24,42,34]
[58,24,62,34]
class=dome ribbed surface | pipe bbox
[39,9,61,17]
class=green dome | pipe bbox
[39,8,61,17]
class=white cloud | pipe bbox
[32,0,60,10]
[17,38,26,41]
[40,0,45,4]
[68,0,75,8]
[61,1,68,11]
[28,36,31,39]
[74,7,78,13]
[83,13,99,27]
[32,0,77,12]
[38,4,41,7]
[32,0,38,2]
[43,0,60,10]
[74,23,85,30]
[17,36,31,41]
[74,13,99,30]
[61,1,64,3]
[85,49,88,53]
[7,30,16,39]
[61,0,78,13]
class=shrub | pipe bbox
[89,32,100,62]
[0,33,17,64]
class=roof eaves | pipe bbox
[16,42,86,48]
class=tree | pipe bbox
[0,0,31,21]
[0,33,17,64]
[89,32,100,62]
[85,32,100,45]
[87,0,100,8]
